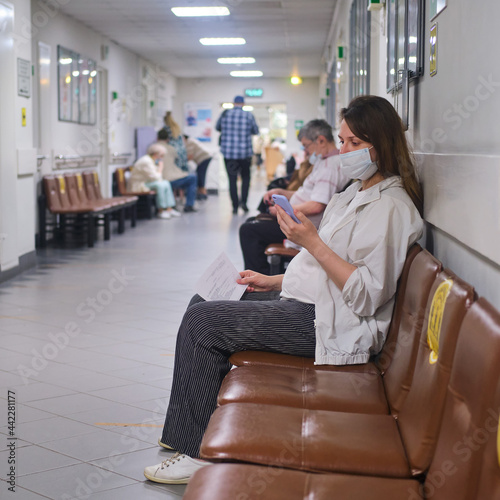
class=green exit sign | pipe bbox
[245,88,263,98]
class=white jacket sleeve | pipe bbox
[341,195,423,317]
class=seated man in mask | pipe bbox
[239,119,348,274]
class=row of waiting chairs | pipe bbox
[182,245,500,499]
[39,171,138,248]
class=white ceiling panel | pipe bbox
[54,0,338,79]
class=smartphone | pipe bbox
[272,194,301,223]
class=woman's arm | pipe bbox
[237,270,284,293]
[275,205,356,291]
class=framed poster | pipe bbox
[184,102,212,142]
[57,45,97,124]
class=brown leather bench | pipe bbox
[265,242,300,275]
[219,246,441,414]
[113,166,156,219]
[184,298,500,499]
[39,172,135,248]
[200,269,476,479]
[81,171,138,232]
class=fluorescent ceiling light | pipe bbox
[217,57,255,64]
[200,37,246,46]
[242,105,254,111]
[222,102,234,109]
[230,70,263,77]
[172,7,230,17]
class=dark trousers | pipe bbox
[224,157,251,210]
[239,216,286,274]
[161,292,316,457]
[196,158,211,189]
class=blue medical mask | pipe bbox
[339,147,378,180]
[309,152,322,165]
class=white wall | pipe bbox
[172,76,321,159]
[30,0,176,199]
[324,0,500,310]
[0,0,36,275]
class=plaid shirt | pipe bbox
[216,107,259,159]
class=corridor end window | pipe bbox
[387,0,423,92]
[349,0,371,98]
[58,46,97,124]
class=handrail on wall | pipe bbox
[54,153,102,169]
[110,152,134,164]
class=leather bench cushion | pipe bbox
[218,365,389,414]
[184,464,422,500]
[229,350,381,374]
[201,402,410,478]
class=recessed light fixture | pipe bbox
[217,57,255,64]
[290,76,303,85]
[200,37,246,46]
[242,105,254,111]
[230,70,263,77]
[172,7,230,17]
[222,102,234,109]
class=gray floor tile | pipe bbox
[83,481,186,499]
[12,416,96,444]
[0,184,266,499]
[40,428,155,461]
[16,462,137,499]
[0,444,79,477]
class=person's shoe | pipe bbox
[240,203,249,212]
[157,211,171,220]
[183,206,197,213]
[158,438,174,450]
[144,452,209,484]
[232,207,238,214]
[169,209,182,217]
[196,193,208,201]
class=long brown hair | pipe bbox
[163,111,181,139]
[340,95,423,215]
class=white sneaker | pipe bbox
[144,452,209,484]
[158,212,171,219]
[169,209,182,217]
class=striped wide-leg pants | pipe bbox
[161,292,316,457]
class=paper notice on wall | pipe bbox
[195,252,247,301]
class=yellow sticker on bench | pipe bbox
[58,176,66,194]
[76,173,83,190]
[93,171,99,186]
[117,169,124,182]
[427,279,453,365]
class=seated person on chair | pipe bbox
[144,95,424,485]
[157,128,198,213]
[128,143,180,220]
[239,119,349,275]
[256,151,314,214]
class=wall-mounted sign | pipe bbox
[245,88,263,98]
[17,58,31,98]
[429,0,446,21]
[294,120,304,130]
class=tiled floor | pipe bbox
[0,170,267,499]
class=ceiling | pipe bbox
[56,0,338,79]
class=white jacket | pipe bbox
[288,176,423,365]
[127,154,162,193]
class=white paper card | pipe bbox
[195,252,247,301]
